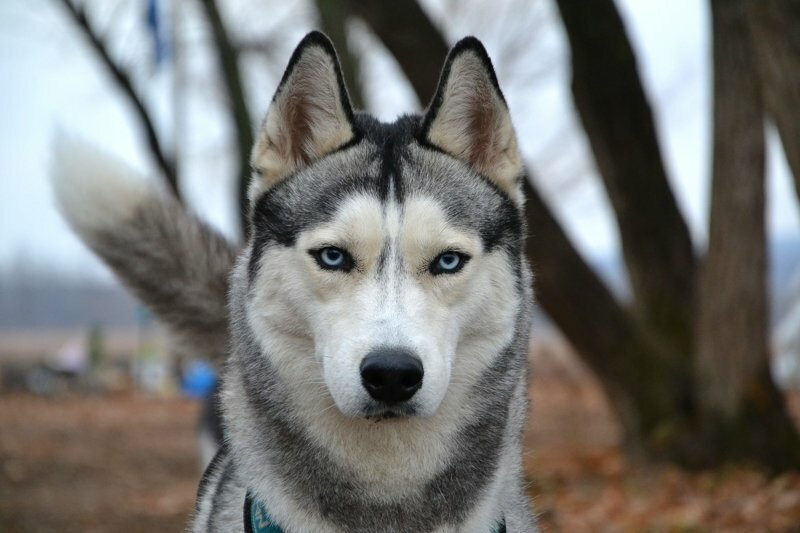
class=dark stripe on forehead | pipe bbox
[376,239,391,275]
[356,112,420,203]
[378,134,397,202]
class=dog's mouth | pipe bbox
[362,403,418,421]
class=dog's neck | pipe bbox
[243,489,509,533]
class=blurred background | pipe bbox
[1,0,799,530]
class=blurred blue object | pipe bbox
[181,360,216,398]
[146,0,168,66]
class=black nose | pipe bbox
[360,348,423,404]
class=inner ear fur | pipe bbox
[421,37,523,203]
[249,31,356,202]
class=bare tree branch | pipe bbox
[315,0,364,110]
[235,36,279,57]
[747,0,800,201]
[197,0,254,238]
[54,0,179,199]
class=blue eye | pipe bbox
[430,251,469,275]
[312,247,353,271]
[321,248,343,266]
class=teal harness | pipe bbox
[245,493,283,533]
[244,491,506,532]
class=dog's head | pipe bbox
[244,32,525,419]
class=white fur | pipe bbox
[51,134,156,233]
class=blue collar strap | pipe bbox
[244,491,506,532]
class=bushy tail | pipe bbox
[52,136,236,364]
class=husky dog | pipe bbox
[54,32,535,532]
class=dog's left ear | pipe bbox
[249,31,356,202]
[421,37,523,204]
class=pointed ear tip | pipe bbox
[299,30,334,49]
[442,36,504,101]
[276,31,340,92]
[449,36,491,62]
[445,36,501,84]
[296,31,337,57]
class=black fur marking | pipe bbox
[195,444,229,513]
[376,239,391,275]
[247,114,410,283]
[211,463,235,521]
[243,493,255,533]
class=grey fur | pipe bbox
[76,191,235,364]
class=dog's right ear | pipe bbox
[249,31,356,202]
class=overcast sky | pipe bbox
[0,0,797,284]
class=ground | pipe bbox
[1,346,799,532]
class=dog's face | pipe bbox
[244,33,524,419]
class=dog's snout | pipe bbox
[360,348,423,404]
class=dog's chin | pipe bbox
[360,402,419,421]
[328,387,443,420]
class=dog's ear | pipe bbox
[249,31,356,201]
[421,37,522,203]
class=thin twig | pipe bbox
[54,0,180,200]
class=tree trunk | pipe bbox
[553,0,696,363]
[696,0,800,470]
[524,179,686,453]
[746,0,800,201]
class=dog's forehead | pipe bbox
[250,114,521,252]
[306,190,468,245]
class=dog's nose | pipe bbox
[360,348,423,403]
